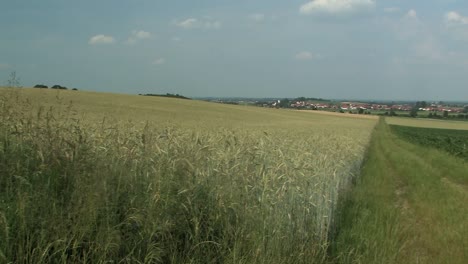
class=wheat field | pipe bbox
[0,88,377,263]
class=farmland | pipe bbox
[0,88,377,263]
[391,125,468,160]
[386,116,468,130]
[2,88,467,264]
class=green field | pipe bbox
[391,125,468,160]
[0,88,376,263]
[386,116,468,130]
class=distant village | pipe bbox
[208,97,468,118]
[274,101,466,114]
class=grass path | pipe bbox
[333,118,468,264]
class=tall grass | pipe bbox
[0,89,375,263]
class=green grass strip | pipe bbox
[332,118,468,264]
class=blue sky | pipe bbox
[1,0,468,100]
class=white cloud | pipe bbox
[176,18,198,29]
[444,12,468,42]
[152,58,166,65]
[445,11,468,26]
[405,9,418,19]
[88,34,115,45]
[384,7,400,13]
[249,13,266,22]
[134,30,151,39]
[125,30,152,45]
[299,0,375,15]
[175,18,221,29]
[295,51,314,60]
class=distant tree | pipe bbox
[428,112,433,118]
[358,108,364,114]
[72,88,78,91]
[463,106,468,113]
[6,71,21,88]
[415,101,427,108]
[443,110,449,118]
[390,109,397,116]
[51,85,67,90]
[278,99,290,108]
[34,84,48,89]
[410,106,418,117]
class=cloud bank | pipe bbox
[299,0,375,16]
[445,11,468,26]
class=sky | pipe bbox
[1,0,468,101]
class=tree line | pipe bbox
[34,84,78,90]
